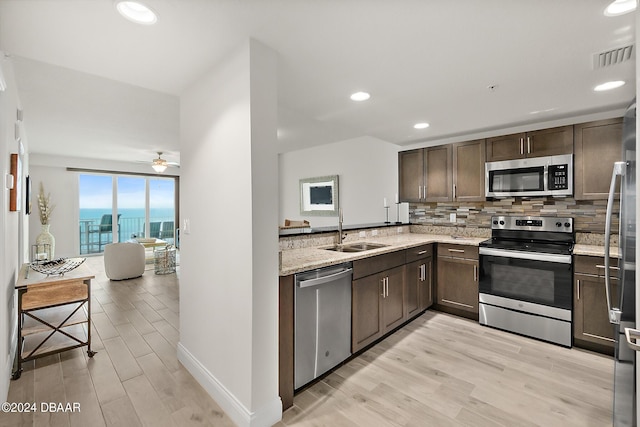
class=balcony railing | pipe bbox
[79,216,175,254]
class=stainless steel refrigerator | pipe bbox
[605,99,636,427]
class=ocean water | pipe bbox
[79,208,175,251]
[79,208,174,221]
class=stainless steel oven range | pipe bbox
[478,216,574,347]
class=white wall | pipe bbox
[0,56,26,402]
[178,39,280,427]
[279,136,400,228]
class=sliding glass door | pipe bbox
[150,178,176,244]
[79,174,113,254]
[117,176,146,245]
[79,173,177,254]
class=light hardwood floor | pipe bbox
[3,256,615,427]
[279,312,614,427]
[2,256,236,427]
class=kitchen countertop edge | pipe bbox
[280,234,486,276]
[573,244,620,258]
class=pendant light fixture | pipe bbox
[152,152,168,173]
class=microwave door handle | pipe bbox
[544,166,549,192]
[604,161,626,325]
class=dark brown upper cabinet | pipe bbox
[574,118,623,200]
[486,126,573,162]
[453,139,485,202]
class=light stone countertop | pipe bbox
[280,232,623,275]
[279,233,486,276]
[573,244,620,258]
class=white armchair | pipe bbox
[104,242,145,280]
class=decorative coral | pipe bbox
[37,182,55,225]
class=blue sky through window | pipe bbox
[79,174,174,209]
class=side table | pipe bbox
[13,261,96,379]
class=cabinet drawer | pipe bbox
[437,244,478,260]
[21,281,88,311]
[574,255,619,277]
[353,250,406,280]
[405,244,433,263]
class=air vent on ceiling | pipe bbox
[593,44,634,69]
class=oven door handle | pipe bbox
[479,247,571,264]
[604,161,626,325]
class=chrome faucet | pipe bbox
[337,208,346,246]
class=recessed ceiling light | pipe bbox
[529,108,557,115]
[116,1,158,25]
[604,0,637,16]
[350,92,370,101]
[413,122,430,129]
[594,80,626,91]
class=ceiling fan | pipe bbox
[150,152,179,173]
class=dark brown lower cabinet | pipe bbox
[405,258,433,318]
[382,266,406,331]
[352,265,405,353]
[352,272,383,352]
[573,255,619,354]
[278,275,294,410]
[436,244,478,318]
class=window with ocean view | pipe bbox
[79,174,176,254]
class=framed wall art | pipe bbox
[299,175,339,216]
[9,153,21,212]
[25,175,31,215]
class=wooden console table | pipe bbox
[12,261,96,379]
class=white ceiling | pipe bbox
[0,0,636,166]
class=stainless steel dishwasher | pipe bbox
[294,262,352,389]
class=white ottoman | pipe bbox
[104,242,145,280]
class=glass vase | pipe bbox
[35,224,55,261]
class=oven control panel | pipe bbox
[491,216,573,233]
[515,219,542,227]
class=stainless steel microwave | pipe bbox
[485,154,573,198]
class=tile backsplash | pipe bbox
[279,225,411,251]
[410,197,618,234]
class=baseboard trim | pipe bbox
[177,342,282,427]
[1,307,18,402]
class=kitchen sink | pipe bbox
[325,242,388,252]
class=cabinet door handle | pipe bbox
[453,184,456,199]
[385,277,389,297]
[428,260,432,301]
[520,137,524,155]
[448,248,465,253]
[596,264,620,271]
[473,265,478,282]
[577,279,580,300]
[418,186,421,199]
[527,136,531,154]
[423,185,427,199]
[381,278,385,298]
